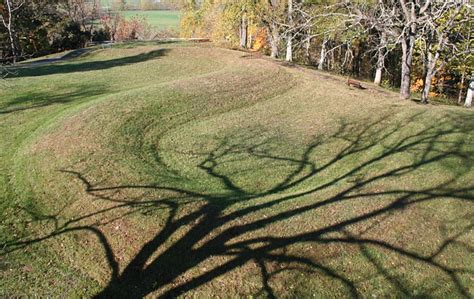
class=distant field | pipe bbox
[122,10,180,30]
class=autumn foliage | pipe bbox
[101,14,155,42]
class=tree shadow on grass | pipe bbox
[2,112,474,297]
[13,49,170,78]
[0,84,110,115]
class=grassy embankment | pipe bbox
[0,42,473,297]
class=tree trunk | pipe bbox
[465,78,473,108]
[374,32,386,86]
[399,1,418,100]
[267,0,280,59]
[374,68,383,86]
[304,36,311,64]
[318,39,327,70]
[285,34,292,62]
[239,14,248,49]
[420,50,434,104]
[458,70,465,104]
[269,23,279,59]
[285,0,293,62]
[8,28,16,64]
[421,33,447,104]
[400,36,415,100]
[3,0,18,64]
[421,71,434,104]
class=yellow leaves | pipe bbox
[252,28,267,51]
[411,75,451,97]
[411,78,424,92]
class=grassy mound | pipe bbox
[0,42,473,297]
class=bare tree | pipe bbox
[265,0,282,59]
[0,0,24,63]
[396,0,427,99]
[359,0,429,99]
[318,37,327,70]
[419,3,469,104]
[344,0,459,100]
[62,0,100,39]
[291,1,346,69]
[373,31,388,86]
[283,0,325,64]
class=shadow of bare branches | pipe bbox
[2,111,473,297]
[13,49,169,78]
[0,84,110,115]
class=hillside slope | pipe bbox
[0,43,473,297]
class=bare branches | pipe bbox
[417,1,470,103]
[0,0,25,63]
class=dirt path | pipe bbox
[19,48,95,67]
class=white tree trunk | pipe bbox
[304,36,311,64]
[374,32,386,86]
[421,72,434,104]
[285,0,293,62]
[318,39,327,70]
[374,68,383,86]
[465,78,473,108]
[3,0,17,63]
[285,35,292,62]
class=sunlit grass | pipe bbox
[0,42,473,297]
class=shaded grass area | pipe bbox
[12,48,169,79]
[0,43,473,297]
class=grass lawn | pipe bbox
[122,10,180,30]
[0,42,473,297]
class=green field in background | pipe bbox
[122,10,180,30]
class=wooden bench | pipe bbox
[191,38,211,43]
[347,78,364,89]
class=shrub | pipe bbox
[51,21,90,51]
[101,14,155,42]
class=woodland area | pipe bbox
[0,0,177,63]
[1,0,473,106]
[181,0,473,106]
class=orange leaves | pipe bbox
[252,28,267,51]
[411,78,424,92]
[101,14,153,42]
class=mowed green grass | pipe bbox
[0,42,473,297]
[122,10,180,30]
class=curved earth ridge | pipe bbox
[1,44,473,298]
[13,45,300,289]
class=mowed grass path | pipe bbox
[0,43,473,297]
[122,10,180,30]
